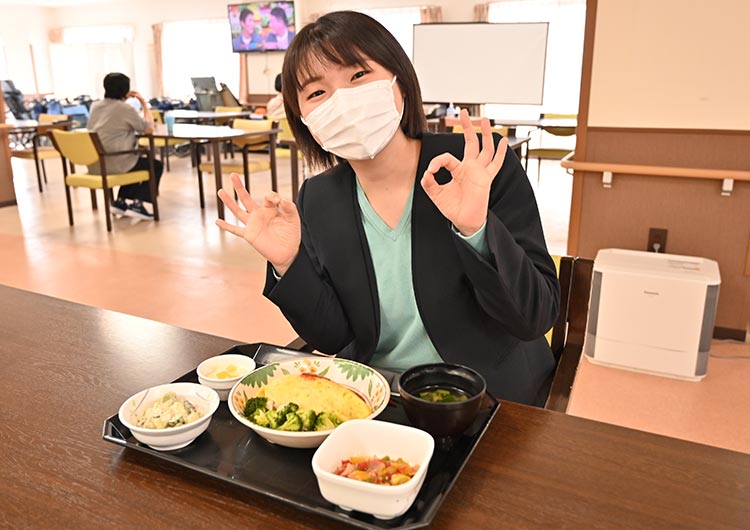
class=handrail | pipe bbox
[560,152,750,182]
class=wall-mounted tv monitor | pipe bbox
[228,2,296,53]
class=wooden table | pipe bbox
[147,124,279,220]
[2,284,748,529]
[5,118,73,192]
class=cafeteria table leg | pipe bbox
[213,141,224,220]
[32,139,43,193]
[290,143,299,202]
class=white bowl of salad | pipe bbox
[312,419,434,519]
[118,382,220,451]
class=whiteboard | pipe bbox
[413,23,548,105]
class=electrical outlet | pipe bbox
[647,228,668,253]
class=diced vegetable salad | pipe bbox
[334,456,419,485]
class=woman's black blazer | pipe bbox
[264,133,560,405]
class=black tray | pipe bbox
[103,343,499,530]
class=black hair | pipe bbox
[270,6,288,25]
[103,72,130,100]
[240,8,254,23]
[274,73,282,93]
[281,11,426,169]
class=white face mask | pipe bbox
[301,76,403,160]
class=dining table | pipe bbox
[4,117,74,191]
[167,109,261,123]
[146,123,280,220]
[1,283,748,529]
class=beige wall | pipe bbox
[573,0,750,332]
[304,0,475,20]
[588,0,750,130]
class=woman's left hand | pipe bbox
[421,109,508,236]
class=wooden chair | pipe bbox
[525,113,577,182]
[196,118,277,208]
[544,256,594,412]
[273,118,308,191]
[48,129,159,232]
[284,255,595,413]
[11,114,68,192]
[214,106,243,159]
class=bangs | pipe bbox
[291,33,369,91]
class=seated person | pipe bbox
[87,72,163,219]
[263,7,295,50]
[266,74,286,122]
[233,8,262,51]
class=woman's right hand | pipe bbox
[216,173,301,276]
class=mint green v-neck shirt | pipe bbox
[356,179,442,370]
[355,178,489,371]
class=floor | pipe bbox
[0,144,573,349]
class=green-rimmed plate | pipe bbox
[228,357,390,449]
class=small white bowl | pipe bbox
[197,354,256,400]
[118,382,220,451]
[312,419,435,519]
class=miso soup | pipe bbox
[416,385,470,403]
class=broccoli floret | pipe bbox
[266,408,283,429]
[243,397,268,418]
[300,410,318,431]
[278,412,303,431]
[276,402,299,418]
[250,408,270,427]
[314,412,340,431]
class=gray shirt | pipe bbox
[87,99,150,174]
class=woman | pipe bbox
[216,11,559,406]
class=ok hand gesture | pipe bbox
[216,173,301,275]
[421,109,508,236]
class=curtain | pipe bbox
[474,3,490,22]
[239,54,248,105]
[152,23,164,97]
[420,6,443,23]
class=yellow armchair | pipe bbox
[525,113,577,182]
[49,129,159,232]
[11,113,68,192]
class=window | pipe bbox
[50,25,135,99]
[356,7,422,60]
[62,25,134,45]
[485,0,586,119]
[161,19,239,101]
